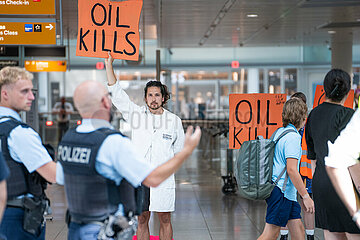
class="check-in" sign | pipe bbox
[0,21,56,45]
[0,0,55,15]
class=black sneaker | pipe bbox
[280,235,288,240]
[307,235,314,240]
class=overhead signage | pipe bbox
[25,60,66,72]
[0,0,55,15]
[229,93,287,149]
[0,60,18,68]
[313,85,354,108]
[0,21,56,45]
[76,0,143,61]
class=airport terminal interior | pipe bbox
[1,0,360,239]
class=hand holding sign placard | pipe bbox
[229,94,287,149]
[76,0,142,61]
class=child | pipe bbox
[258,98,314,240]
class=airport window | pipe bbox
[285,68,297,97]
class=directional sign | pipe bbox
[0,0,55,15]
[0,21,56,45]
[25,60,66,72]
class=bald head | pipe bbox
[73,81,110,119]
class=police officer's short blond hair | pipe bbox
[0,66,33,89]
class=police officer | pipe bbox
[0,66,57,240]
[56,80,201,240]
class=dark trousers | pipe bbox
[58,121,69,142]
[0,207,45,240]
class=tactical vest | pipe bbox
[0,117,44,199]
[58,128,124,223]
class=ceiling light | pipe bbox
[357,19,360,22]
[328,30,336,34]
[247,14,258,18]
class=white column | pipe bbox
[331,29,353,79]
[247,68,259,93]
[263,68,269,93]
[38,72,48,113]
[280,68,285,93]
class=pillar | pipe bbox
[331,29,353,78]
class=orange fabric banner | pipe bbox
[313,85,354,108]
[76,0,142,61]
[229,93,287,149]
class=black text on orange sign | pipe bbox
[78,3,136,56]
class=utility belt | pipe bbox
[7,196,49,236]
[97,214,138,240]
[66,211,138,240]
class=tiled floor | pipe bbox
[45,149,324,240]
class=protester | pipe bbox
[105,52,185,240]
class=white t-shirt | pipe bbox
[325,109,360,168]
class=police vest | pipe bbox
[58,127,125,223]
[0,117,44,199]
[299,128,312,179]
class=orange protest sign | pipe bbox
[313,85,354,109]
[76,0,142,61]
[229,93,287,149]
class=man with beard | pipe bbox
[105,52,185,240]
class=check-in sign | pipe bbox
[0,0,55,15]
[0,21,55,45]
[25,60,66,72]
[229,94,287,149]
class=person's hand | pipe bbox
[303,195,315,214]
[183,126,201,152]
[104,51,114,67]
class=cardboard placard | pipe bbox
[313,85,354,109]
[229,93,287,149]
[76,0,142,61]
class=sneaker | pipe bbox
[307,235,314,240]
[280,235,288,240]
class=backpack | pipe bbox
[234,128,296,200]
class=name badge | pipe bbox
[163,133,172,140]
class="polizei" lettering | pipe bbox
[58,145,91,164]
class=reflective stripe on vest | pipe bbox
[299,133,312,179]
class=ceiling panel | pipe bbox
[60,0,360,48]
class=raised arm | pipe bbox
[105,51,117,86]
[104,51,141,121]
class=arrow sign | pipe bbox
[45,24,53,30]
